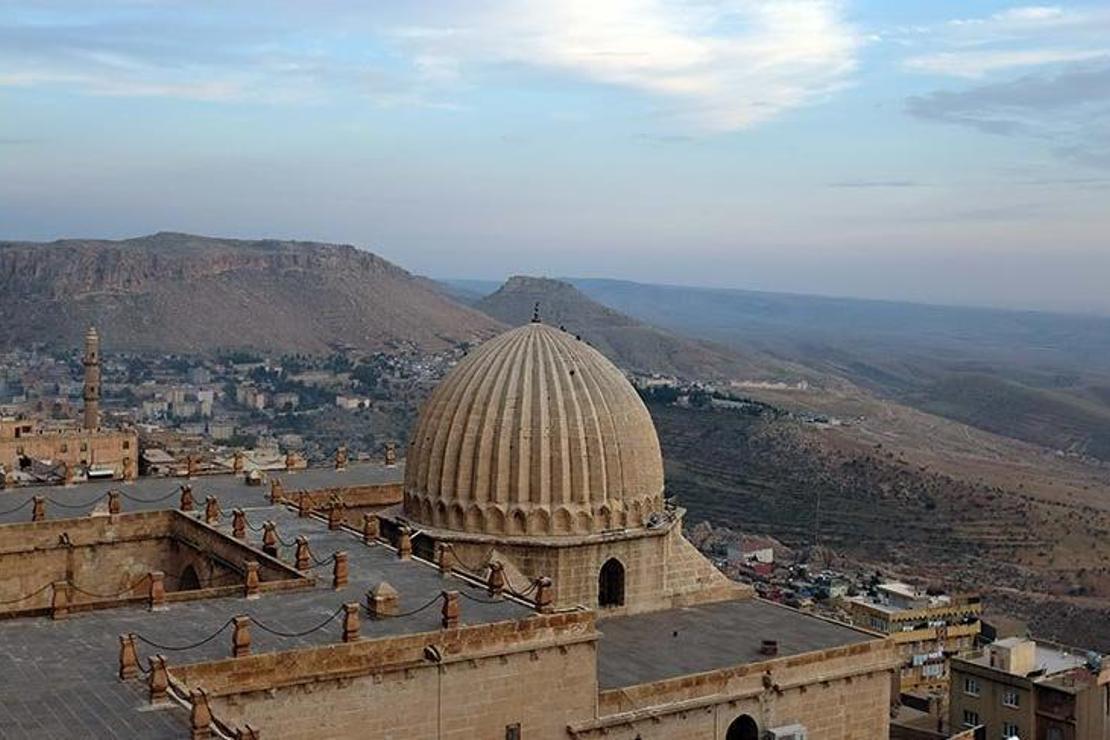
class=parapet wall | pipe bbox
[170,611,599,739]
[572,637,900,740]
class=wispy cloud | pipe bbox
[905,48,1108,78]
[827,179,924,188]
[907,62,1110,168]
[388,0,863,131]
[899,5,1110,78]
[0,1,863,131]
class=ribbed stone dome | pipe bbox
[404,322,665,536]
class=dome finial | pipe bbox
[531,302,541,324]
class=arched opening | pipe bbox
[179,565,201,591]
[598,558,625,608]
[726,714,759,740]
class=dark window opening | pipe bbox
[726,715,759,740]
[505,723,521,740]
[598,558,625,608]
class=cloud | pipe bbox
[907,62,1110,168]
[827,179,923,188]
[391,0,863,131]
[905,48,1109,78]
[898,5,1110,78]
[0,1,862,131]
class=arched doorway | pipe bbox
[726,714,759,740]
[598,558,625,608]
[179,565,201,591]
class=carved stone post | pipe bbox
[487,561,506,598]
[204,496,220,525]
[436,543,450,576]
[297,491,310,518]
[186,455,198,479]
[396,526,412,561]
[261,521,278,558]
[107,490,122,515]
[148,571,166,611]
[327,496,344,531]
[190,688,213,740]
[342,603,360,642]
[335,445,348,471]
[294,536,311,571]
[332,551,349,590]
[244,561,260,600]
[362,514,379,545]
[32,496,45,522]
[232,451,244,474]
[51,581,68,619]
[149,656,169,704]
[232,616,251,658]
[180,484,194,512]
[384,441,397,466]
[231,509,246,540]
[441,590,460,629]
[269,478,284,504]
[118,634,140,680]
[534,576,555,613]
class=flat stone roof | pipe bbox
[0,463,403,525]
[596,598,878,690]
[0,466,532,738]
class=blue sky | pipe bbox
[1,1,1108,313]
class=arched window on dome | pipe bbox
[598,558,625,608]
[726,714,759,740]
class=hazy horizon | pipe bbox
[2,1,1108,314]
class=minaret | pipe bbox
[82,326,101,430]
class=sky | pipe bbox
[1,1,1108,314]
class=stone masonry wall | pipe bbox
[172,611,598,739]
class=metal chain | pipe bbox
[250,606,344,638]
[0,497,34,517]
[134,617,236,652]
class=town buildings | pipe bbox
[950,637,1110,740]
[0,320,901,738]
[0,327,138,484]
[848,581,982,694]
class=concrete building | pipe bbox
[848,581,982,694]
[950,637,1110,740]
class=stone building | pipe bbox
[950,637,1110,740]
[0,327,138,483]
[0,321,900,738]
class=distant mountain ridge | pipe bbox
[0,232,503,353]
[473,276,794,381]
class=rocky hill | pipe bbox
[0,233,503,353]
[474,276,795,381]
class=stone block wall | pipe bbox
[446,519,748,615]
[172,611,599,739]
[578,638,900,740]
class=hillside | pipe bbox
[0,233,503,354]
[474,276,795,381]
[567,277,1110,461]
[651,400,1110,650]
